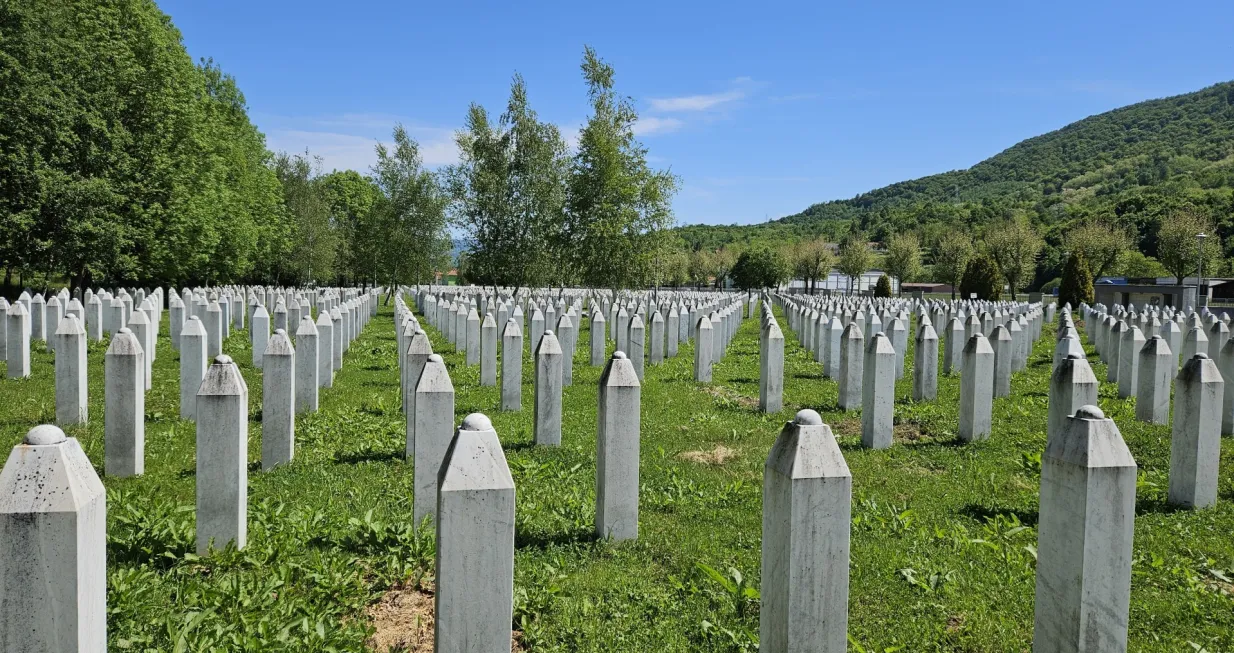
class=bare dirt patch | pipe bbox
[679,445,739,466]
[701,385,759,409]
[893,421,927,443]
[366,580,524,652]
[831,417,861,438]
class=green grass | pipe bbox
[1,299,1232,651]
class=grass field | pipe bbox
[1,297,1232,651]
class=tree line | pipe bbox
[0,1,682,295]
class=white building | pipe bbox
[785,270,899,295]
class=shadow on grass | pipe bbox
[334,449,403,465]
[1133,497,1192,517]
[959,502,1039,527]
[515,527,599,551]
[502,440,541,453]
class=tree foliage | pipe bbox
[789,239,836,294]
[1066,220,1134,280]
[960,254,1002,301]
[933,230,973,299]
[837,236,874,294]
[985,218,1043,297]
[369,125,451,288]
[446,74,568,293]
[730,247,788,291]
[0,0,285,289]
[883,232,922,293]
[873,274,892,298]
[1157,207,1221,284]
[564,46,679,291]
[1059,251,1094,308]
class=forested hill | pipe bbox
[677,81,1234,252]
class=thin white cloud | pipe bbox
[258,113,459,172]
[648,89,746,112]
[633,116,684,136]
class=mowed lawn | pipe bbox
[0,297,1232,652]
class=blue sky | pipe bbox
[161,0,1234,227]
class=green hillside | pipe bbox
[678,81,1234,285]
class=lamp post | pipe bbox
[1197,232,1208,309]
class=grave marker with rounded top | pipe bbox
[434,413,515,653]
[760,409,850,652]
[534,331,564,446]
[1033,405,1136,652]
[959,333,995,442]
[0,424,106,653]
[760,317,784,413]
[502,319,523,411]
[413,354,455,524]
[196,355,248,555]
[596,351,641,540]
[1169,353,1223,509]
[261,330,295,470]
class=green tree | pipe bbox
[369,125,450,292]
[564,46,679,291]
[730,247,788,291]
[273,151,338,285]
[688,249,714,289]
[322,169,382,285]
[447,74,568,296]
[883,232,922,295]
[837,236,874,294]
[1066,220,1134,280]
[933,230,973,300]
[1058,251,1094,308]
[985,218,1043,298]
[790,239,835,294]
[1157,208,1221,284]
[959,254,1002,301]
[873,274,893,298]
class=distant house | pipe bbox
[433,268,460,286]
